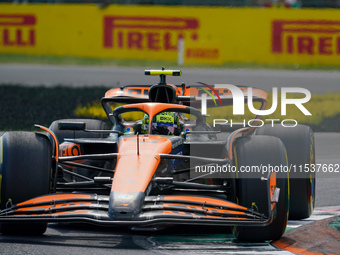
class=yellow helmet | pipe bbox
[141,112,182,135]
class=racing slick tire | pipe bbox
[0,132,52,235]
[232,135,289,242]
[255,124,315,220]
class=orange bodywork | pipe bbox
[17,194,92,206]
[110,103,185,194]
[15,210,89,217]
[162,203,246,215]
[270,172,277,211]
[59,143,81,157]
[0,74,281,232]
[163,195,248,210]
[111,135,172,194]
[162,210,224,219]
[17,202,92,212]
[105,85,267,102]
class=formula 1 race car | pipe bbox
[0,69,315,241]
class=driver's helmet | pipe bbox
[141,112,182,135]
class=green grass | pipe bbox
[0,85,109,131]
[2,53,340,71]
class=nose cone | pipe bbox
[108,191,145,219]
[108,135,172,219]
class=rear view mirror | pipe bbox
[58,122,86,131]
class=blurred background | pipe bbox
[0,0,339,131]
[1,0,340,9]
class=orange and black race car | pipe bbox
[0,69,315,241]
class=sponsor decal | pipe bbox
[59,144,81,157]
[126,88,149,97]
[158,116,173,123]
[184,127,192,132]
[272,20,340,55]
[103,15,219,61]
[103,16,199,51]
[186,48,220,60]
[124,125,134,133]
[0,14,36,47]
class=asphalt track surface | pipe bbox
[1,64,340,94]
[0,133,338,255]
[0,64,339,254]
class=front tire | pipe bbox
[256,124,315,220]
[0,132,52,235]
[232,135,289,242]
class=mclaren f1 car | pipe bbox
[0,69,315,241]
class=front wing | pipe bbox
[0,185,278,227]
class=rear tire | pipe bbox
[232,135,289,242]
[256,124,315,220]
[0,132,52,235]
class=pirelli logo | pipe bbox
[103,16,199,51]
[272,20,340,55]
[0,14,36,46]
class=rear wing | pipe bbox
[102,69,268,131]
[103,68,267,107]
[103,84,267,108]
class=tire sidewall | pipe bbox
[232,135,289,242]
[255,124,315,219]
